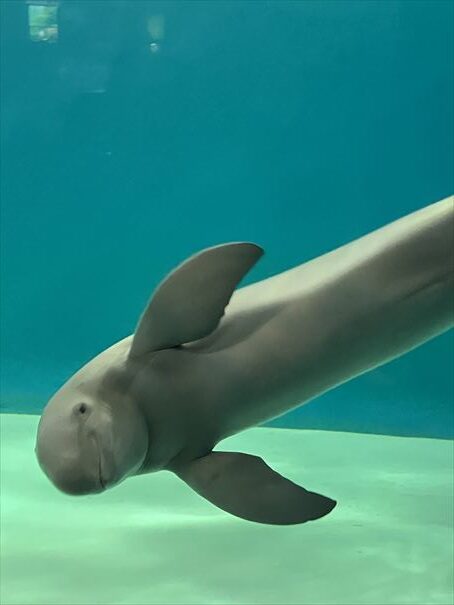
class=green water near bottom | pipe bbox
[0,414,453,605]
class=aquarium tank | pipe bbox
[0,1,453,604]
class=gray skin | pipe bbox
[36,196,454,525]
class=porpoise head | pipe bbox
[35,368,149,496]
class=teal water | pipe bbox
[0,3,453,604]
[1,0,453,438]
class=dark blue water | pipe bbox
[1,0,453,438]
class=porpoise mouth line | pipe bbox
[93,437,106,491]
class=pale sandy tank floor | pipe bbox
[1,413,453,605]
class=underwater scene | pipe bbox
[1,1,453,604]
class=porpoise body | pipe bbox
[36,196,454,524]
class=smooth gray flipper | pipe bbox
[173,451,337,525]
[130,243,264,357]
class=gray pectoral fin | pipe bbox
[129,243,264,357]
[174,451,336,525]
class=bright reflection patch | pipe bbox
[28,2,58,43]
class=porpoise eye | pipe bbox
[77,403,88,415]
